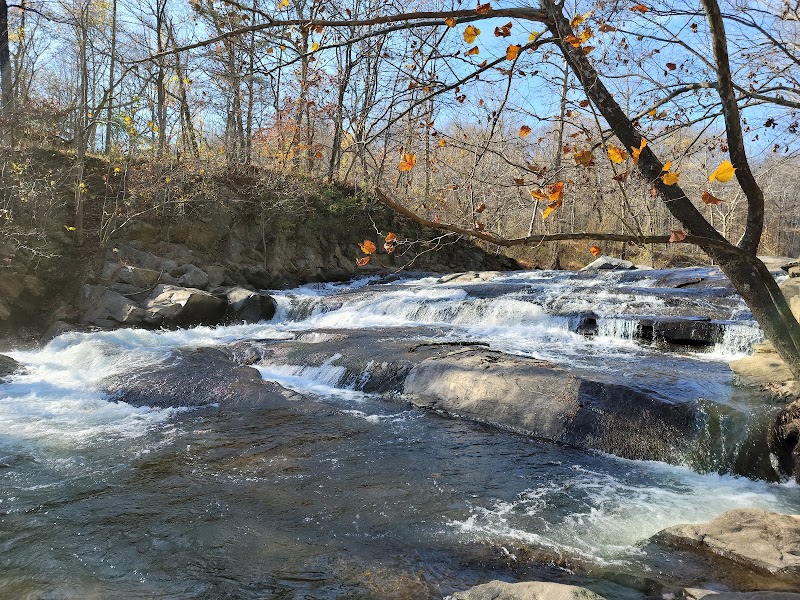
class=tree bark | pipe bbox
[0,0,14,147]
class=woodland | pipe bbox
[2,0,800,370]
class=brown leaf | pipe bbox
[666,62,677,70]
[669,230,687,243]
[512,177,525,184]
[630,4,649,13]
[475,2,491,15]
[598,23,617,32]
[356,257,371,266]
[519,125,532,137]
[475,202,486,213]
[494,22,512,37]
[701,191,724,205]
[612,171,629,182]
[579,99,590,108]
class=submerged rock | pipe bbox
[447,580,607,600]
[654,509,800,585]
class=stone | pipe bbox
[224,287,277,323]
[447,580,606,600]
[79,284,149,327]
[780,259,800,273]
[655,509,800,581]
[0,354,19,380]
[770,399,800,482]
[579,256,636,271]
[683,590,800,599]
[205,264,226,288]
[143,284,227,327]
[41,320,77,343]
[177,264,209,289]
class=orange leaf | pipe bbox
[445,16,456,27]
[570,11,593,28]
[573,150,594,166]
[630,4,649,13]
[607,144,627,164]
[399,152,416,172]
[547,181,564,202]
[385,232,398,243]
[530,188,545,200]
[464,25,481,43]
[356,257,370,266]
[437,138,447,147]
[590,245,602,256]
[542,199,562,219]
[466,46,480,56]
[564,34,582,47]
[598,23,616,32]
[360,240,377,255]
[519,125,532,137]
[701,191,724,205]
[631,138,647,165]
[582,46,595,55]
[506,44,520,60]
[669,230,686,243]
[662,170,680,185]
[475,2,491,15]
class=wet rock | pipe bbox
[224,287,277,323]
[40,320,77,343]
[780,258,800,274]
[447,580,607,600]
[143,284,227,328]
[770,399,800,482]
[580,256,636,271]
[177,263,209,289]
[0,354,19,380]
[105,347,277,408]
[437,271,504,284]
[654,509,800,584]
[683,590,800,599]
[79,284,149,327]
[650,317,722,346]
[404,348,695,462]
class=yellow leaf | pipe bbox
[570,11,593,28]
[631,139,647,165]
[580,27,594,43]
[360,240,377,255]
[519,125,532,137]
[279,0,289,8]
[165,176,171,184]
[573,150,594,166]
[709,160,736,183]
[311,42,320,51]
[542,204,558,219]
[662,161,672,171]
[445,16,456,27]
[506,44,520,60]
[464,25,481,44]
[662,171,680,185]
[529,31,541,42]
[607,144,627,164]
[399,152,416,172]
[466,46,480,56]
[437,139,447,147]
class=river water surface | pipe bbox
[1,269,798,598]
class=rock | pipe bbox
[143,284,227,327]
[780,258,800,273]
[580,256,636,271]
[683,590,800,599]
[41,320,77,343]
[403,348,695,462]
[177,264,209,289]
[789,266,800,278]
[79,284,149,327]
[205,264,226,288]
[447,580,606,600]
[224,287,277,323]
[437,271,504,284]
[0,354,19,380]
[655,509,800,582]
[109,245,177,274]
[104,347,279,408]
[770,399,800,482]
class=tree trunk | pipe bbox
[104,0,117,154]
[0,0,14,147]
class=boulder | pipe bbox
[143,284,227,327]
[770,399,800,482]
[580,256,636,271]
[683,590,800,599]
[79,284,149,327]
[177,263,209,289]
[654,509,800,583]
[0,354,19,380]
[447,580,606,600]
[403,348,695,462]
[224,287,277,323]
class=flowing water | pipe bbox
[1,268,797,599]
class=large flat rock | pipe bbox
[447,580,606,600]
[654,509,800,583]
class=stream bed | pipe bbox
[1,268,798,599]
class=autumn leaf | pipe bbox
[398,152,416,172]
[512,177,525,184]
[445,16,456,27]
[494,22,512,37]
[582,46,595,55]
[579,99,590,107]
[311,42,320,51]
[548,181,565,202]
[475,202,486,213]
[360,240,377,255]
[466,46,480,55]
[570,11,593,28]
[529,31,541,42]
[631,138,647,165]
[666,62,677,70]
[519,125,532,137]
[580,27,594,43]
[530,188,545,200]
[542,199,562,219]
[701,191,724,205]
[506,45,520,60]
[607,144,627,164]
[662,161,672,171]
[464,25,481,43]
[279,0,289,8]
[437,138,447,147]
[612,171,629,182]
[662,170,680,185]
[385,232,397,243]
[573,150,594,166]
[709,160,736,183]
[598,22,616,32]
[564,34,582,47]
[356,257,371,266]
[669,230,687,243]
[475,2,491,15]
[474,221,486,231]
[590,245,602,256]
[630,4,649,13]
